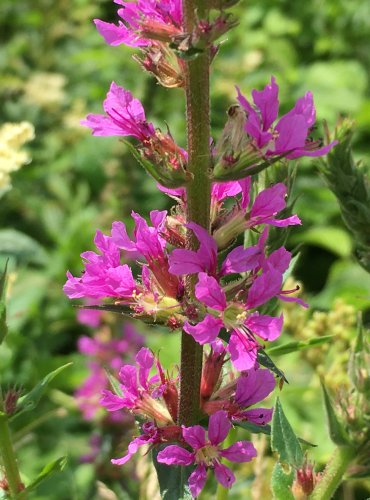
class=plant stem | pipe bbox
[0,391,23,497]
[179,0,211,426]
[309,445,356,500]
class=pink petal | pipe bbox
[245,313,283,341]
[208,410,231,445]
[135,347,154,389]
[237,408,273,425]
[221,245,262,275]
[252,76,279,131]
[182,425,206,450]
[189,464,207,498]
[157,445,194,466]
[235,368,276,407]
[195,273,227,310]
[246,269,282,309]
[251,183,287,219]
[220,441,257,463]
[228,333,258,371]
[184,315,222,345]
[214,462,235,489]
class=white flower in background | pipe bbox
[0,121,35,193]
[24,72,66,108]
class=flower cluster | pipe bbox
[94,0,236,88]
[0,121,35,193]
[213,77,338,180]
[99,345,275,496]
[66,4,337,493]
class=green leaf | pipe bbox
[271,462,294,500]
[11,363,72,420]
[152,447,194,500]
[105,369,123,397]
[271,398,304,468]
[17,456,67,498]
[0,229,48,265]
[291,226,352,258]
[235,421,271,435]
[266,335,335,356]
[257,350,288,383]
[0,261,8,346]
[235,421,316,447]
[321,382,350,446]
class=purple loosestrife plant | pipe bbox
[64,0,338,496]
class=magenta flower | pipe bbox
[183,271,283,370]
[112,422,162,465]
[157,410,257,498]
[168,222,262,277]
[82,82,155,140]
[100,347,176,425]
[203,366,275,426]
[82,82,187,185]
[236,77,337,159]
[64,211,184,324]
[94,0,183,48]
[213,179,301,248]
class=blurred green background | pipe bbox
[0,0,369,498]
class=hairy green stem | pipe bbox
[309,446,356,500]
[179,0,211,426]
[0,392,23,497]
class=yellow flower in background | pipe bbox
[0,121,35,193]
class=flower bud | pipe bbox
[3,387,21,415]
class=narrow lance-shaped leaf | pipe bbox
[257,350,288,383]
[271,462,295,500]
[11,363,73,420]
[271,397,304,468]
[321,382,350,446]
[235,421,316,447]
[267,335,335,356]
[17,456,67,498]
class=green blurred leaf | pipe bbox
[321,382,350,446]
[0,230,48,265]
[267,335,335,356]
[0,261,8,346]
[17,456,67,498]
[271,462,294,500]
[152,447,194,500]
[271,398,304,468]
[11,363,72,420]
[291,226,352,258]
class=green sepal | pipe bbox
[152,446,194,500]
[123,139,191,188]
[10,363,72,420]
[321,382,350,446]
[271,397,304,468]
[213,153,286,181]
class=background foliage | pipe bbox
[0,0,369,498]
